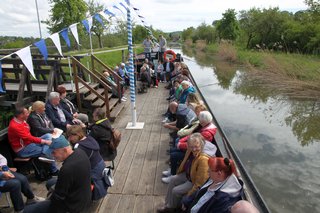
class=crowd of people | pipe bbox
[0,34,260,213]
[1,85,116,213]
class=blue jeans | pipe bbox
[170,150,185,175]
[24,200,51,213]
[17,135,58,173]
[0,172,34,211]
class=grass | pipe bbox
[189,40,320,100]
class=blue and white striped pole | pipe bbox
[126,0,144,129]
[127,3,136,126]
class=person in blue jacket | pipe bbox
[179,80,195,104]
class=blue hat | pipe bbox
[50,135,70,150]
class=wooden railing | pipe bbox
[71,56,112,118]
[91,55,122,103]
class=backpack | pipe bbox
[109,129,121,151]
[32,158,52,181]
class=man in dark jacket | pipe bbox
[45,92,74,132]
[25,135,92,213]
[163,58,174,82]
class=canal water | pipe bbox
[178,49,320,213]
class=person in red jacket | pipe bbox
[8,107,58,174]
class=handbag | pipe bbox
[102,166,114,187]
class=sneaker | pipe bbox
[161,176,172,184]
[162,168,171,177]
[121,97,127,102]
[26,196,46,205]
[155,86,158,88]
[162,117,170,123]
[122,97,127,100]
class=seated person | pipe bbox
[119,62,130,86]
[179,80,195,104]
[157,133,216,213]
[8,107,58,174]
[24,135,92,213]
[186,157,243,213]
[27,101,55,138]
[67,125,108,200]
[45,92,75,131]
[0,154,45,213]
[88,108,117,161]
[231,200,260,213]
[56,86,89,124]
[102,71,127,102]
[138,66,150,93]
[163,102,196,132]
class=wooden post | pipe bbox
[91,54,95,77]
[17,67,27,106]
[46,66,56,101]
[122,49,125,63]
[72,58,82,112]
[104,86,110,119]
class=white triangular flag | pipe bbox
[99,11,109,20]
[50,33,63,56]
[69,23,79,45]
[88,16,93,32]
[15,46,36,79]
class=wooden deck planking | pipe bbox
[133,195,154,213]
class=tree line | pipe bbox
[182,0,320,54]
[0,0,164,51]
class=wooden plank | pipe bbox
[108,129,142,194]
[84,88,105,101]
[109,101,125,121]
[98,193,121,213]
[78,83,99,94]
[133,195,154,213]
[114,194,136,213]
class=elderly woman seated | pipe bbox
[138,66,150,93]
[45,92,75,132]
[56,86,88,124]
[185,157,243,213]
[27,101,55,138]
[67,125,108,200]
[162,111,217,183]
[179,80,195,104]
[157,133,216,213]
[88,108,117,161]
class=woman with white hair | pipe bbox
[178,80,195,104]
[162,111,217,183]
[157,133,216,213]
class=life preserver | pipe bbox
[163,50,176,62]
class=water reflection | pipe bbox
[181,47,320,213]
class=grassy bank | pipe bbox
[187,40,320,100]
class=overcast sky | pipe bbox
[0,0,308,38]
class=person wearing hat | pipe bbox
[25,135,92,213]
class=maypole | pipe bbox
[126,0,144,129]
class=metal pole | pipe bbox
[127,1,136,126]
[89,32,93,54]
[35,0,42,38]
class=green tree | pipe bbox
[216,9,239,41]
[45,0,88,34]
[133,25,148,43]
[239,8,261,48]
[181,27,195,41]
[88,0,108,48]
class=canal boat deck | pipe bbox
[0,84,170,213]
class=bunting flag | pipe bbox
[119,2,128,11]
[34,39,48,61]
[82,17,93,33]
[50,33,63,56]
[94,14,104,27]
[104,9,115,17]
[99,11,110,21]
[15,46,36,79]
[113,5,124,14]
[0,61,5,93]
[124,0,130,6]
[60,28,71,48]
[133,7,139,11]
[69,23,80,45]
[138,15,145,19]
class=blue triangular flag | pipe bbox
[60,28,71,48]
[34,39,48,61]
[138,15,145,19]
[119,2,128,11]
[82,19,90,33]
[94,14,104,27]
[104,9,115,17]
[113,5,124,14]
[133,7,139,11]
[0,61,5,93]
